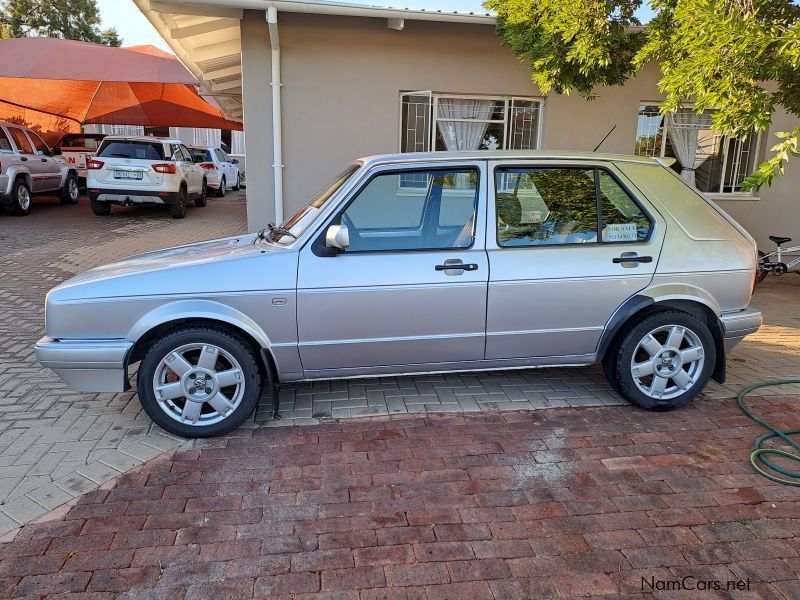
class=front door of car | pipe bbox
[217,150,235,183]
[485,161,665,360]
[26,131,63,191]
[297,163,489,375]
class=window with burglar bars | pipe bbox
[400,92,543,154]
[634,104,762,195]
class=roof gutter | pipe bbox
[150,0,496,25]
[267,6,284,224]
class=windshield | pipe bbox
[59,135,103,150]
[265,163,360,243]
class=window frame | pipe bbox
[26,130,51,156]
[8,127,35,155]
[0,128,13,153]
[399,92,545,154]
[634,102,763,198]
[492,163,655,249]
[313,164,483,256]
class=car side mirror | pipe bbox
[52,148,61,156]
[231,159,239,165]
[325,224,349,251]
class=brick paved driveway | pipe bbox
[1,191,799,538]
[1,398,800,598]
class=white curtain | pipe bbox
[436,98,494,151]
[667,111,714,185]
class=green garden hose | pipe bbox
[737,380,800,486]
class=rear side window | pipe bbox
[0,128,12,152]
[97,141,165,160]
[495,167,651,247]
[8,128,34,154]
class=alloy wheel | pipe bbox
[18,184,31,211]
[151,343,245,426]
[630,324,705,400]
[68,178,79,200]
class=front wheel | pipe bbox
[232,174,240,191]
[217,176,227,197]
[136,327,263,437]
[608,310,716,411]
[59,173,80,204]
[195,180,208,207]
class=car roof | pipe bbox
[357,150,664,168]
[99,135,183,144]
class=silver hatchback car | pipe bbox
[35,152,762,437]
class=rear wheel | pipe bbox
[195,179,208,207]
[5,178,31,216]
[169,186,187,219]
[136,327,263,437]
[609,310,715,411]
[59,173,80,204]
[90,198,111,216]
[217,176,227,197]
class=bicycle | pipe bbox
[758,235,800,283]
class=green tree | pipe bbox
[485,0,800,190]
[0,0,122,47]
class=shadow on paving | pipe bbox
[1,397,799,598]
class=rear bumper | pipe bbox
[720,308,762,352]
[88,188,179,205]
[35,336,132,392]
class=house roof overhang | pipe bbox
[133,0,497,121]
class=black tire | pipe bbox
[195,179,208,207]
[232,174,240,191]
[136,326,263,438]
[169,186,187,219]
[217,176,226,197]
[59,173,80,204]
[757,250,768,283]
[90,198,111,216]
[609,309,716,411]
[5,178,32,216]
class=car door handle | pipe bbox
[613,253,653,264]
[435,262,479,272]
[20,156,27,161]
[41,158,47,162]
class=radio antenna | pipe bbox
[593,125,617,152]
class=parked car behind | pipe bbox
[52,133,106,186]
[188,145,241,197]
[87,135,208,219]
[0,121,81,215]
[36,151,762,437]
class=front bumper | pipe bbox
[720,308,762,352]
[35,337,133,392]
[88,188,179,205]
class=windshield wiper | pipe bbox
[257,223,296,243]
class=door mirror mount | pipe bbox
[325,224,349,252]
[231,159,239,165]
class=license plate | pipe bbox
[114,170,143,180]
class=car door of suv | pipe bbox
[7,127,42,190]
[296,162,489,376]
[26,130,62,191]
[485,160,666,361]
[173,144,199,193]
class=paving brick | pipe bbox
[385,563,449,587]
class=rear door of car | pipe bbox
[6,127,43,190]
[0,127,17,192]
[175,144,201,193]
[485,159,665,360]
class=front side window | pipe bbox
[27,131,50,156]
[400,93,542,153]
[8,128,34,154]
[340,168,479,252]
[634,105,761,194]
[496,167,651,247]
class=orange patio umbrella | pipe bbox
[0,37,242,140]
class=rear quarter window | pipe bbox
[97,141,165,161]
[0,128,12,152]
[618,162,734,240]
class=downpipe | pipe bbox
[267,7,284,224]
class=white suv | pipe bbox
[87,136,207,219]
[188,146,241,197]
